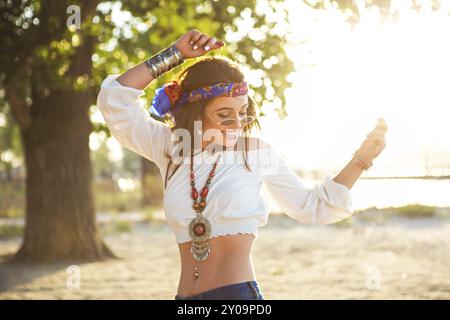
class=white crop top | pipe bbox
[97,74,355,243]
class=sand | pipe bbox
[0,214,449,299]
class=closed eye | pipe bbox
[218,113,247,119]
[215,103,249,116]
[218,111,247,118]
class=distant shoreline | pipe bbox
[359,175,450,180]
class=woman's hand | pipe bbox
[173,30,225,59]
[356,117,388,161]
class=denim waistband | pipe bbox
[175,280,264,300]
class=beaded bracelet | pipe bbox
[352,151,373,171]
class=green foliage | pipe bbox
[114,220,132,233]
[333,216,353,227]
[90,138,118,179]
[0,108,23,176]
[390,204,436,218]
[141,205,160,222]
[0,180,25,218]
[355,205,438,223]
[0,224,23,239]
[1,0,299,190]
[93,179,145,213]
[1,178,162,218]
[100,220,132,235]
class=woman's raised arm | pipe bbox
[116,62,155,91]
[115,30,224,90]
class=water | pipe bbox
[350,178,450,209]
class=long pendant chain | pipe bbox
[189,152,221,281]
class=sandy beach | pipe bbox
[0,213,449,300]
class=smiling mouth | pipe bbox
[222,130,241,139]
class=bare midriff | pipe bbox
[176,233,256,297]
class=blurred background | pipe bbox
[0,0,449,299]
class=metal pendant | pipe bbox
[189,215,211,262]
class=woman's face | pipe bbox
[201,95,249,148]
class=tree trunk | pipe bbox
[12,88,115,263]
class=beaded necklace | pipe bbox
[188,149,222,281]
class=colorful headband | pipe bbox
[149,80,249,118]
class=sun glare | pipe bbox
[258,0,450,175]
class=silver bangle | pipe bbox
[145,45,185,78]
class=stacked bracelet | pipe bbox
[352,150,373,171]
[145,45,185,78]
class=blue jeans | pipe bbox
[174,280,265,300]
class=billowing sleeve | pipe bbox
[258,143,354,224]
[96,74,172,170]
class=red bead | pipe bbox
[191,188,198,200]
[200,186,209,198]
[209,172,214,177]
[190,173,195,180]
[194,223,205,236]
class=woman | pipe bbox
[97,30,387,300]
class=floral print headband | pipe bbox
[149,80,249,118]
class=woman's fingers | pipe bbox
[192,34,209,50]
[377,117,388,127]
[367,132,385,138]
[371,138,386,148]
[188,30,202,45]
[177,30,225,59]
[368,125,387,137]
[358,118,388,159]
[203,37,217,51]
[214,40,225,48]
[363,132,385,144]
[367,118,388,135]
[366,133,385,144]
[376,118,388,132]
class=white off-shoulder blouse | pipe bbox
[97,74,355,243]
